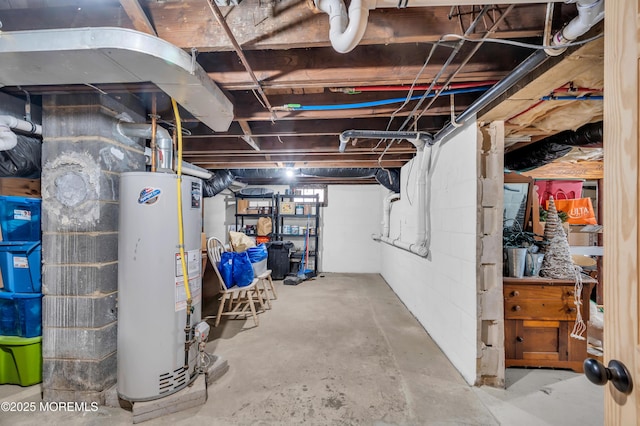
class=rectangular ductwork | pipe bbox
[0,27,233,132]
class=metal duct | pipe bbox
[434,50,550,145]
[504,121,603,171]
[0,27,233,132]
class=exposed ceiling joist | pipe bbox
[118,0,156,36]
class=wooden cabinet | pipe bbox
[504,276,595,373]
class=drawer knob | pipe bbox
[567,307,577,313]
[567,291,575,296]
[510,290,519,297]
[516,336,524,343]
[512,305,521,312]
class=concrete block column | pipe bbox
[476,121,505,387]
[40,93,146,404]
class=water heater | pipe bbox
[117,172,203,401]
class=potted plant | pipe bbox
[503,221,547,277]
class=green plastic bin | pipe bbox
[0,335,42,386]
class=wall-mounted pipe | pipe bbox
[381,191,401,238]
[339,130,430,153]
[546,0,604,56]
[0,116,42,151]
[364,135,432,257]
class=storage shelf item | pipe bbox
[0,335,42,386]
[0,241,42,293]
[0,292,43,338]
[267,241,294,280]
[274,194,321,276]
[235,193,276,237]
[503,276,596,373]
[0,196,41,242]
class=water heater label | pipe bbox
[138,187,161,205]
[175,277,202,312]
[175,249,202,311]
[175,250,201,278]
[191,181,201,209]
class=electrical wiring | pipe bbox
[385,42,440,132]
[393,6,492,136]
[441,33,604,51]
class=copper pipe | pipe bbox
[150,93,158,172]
[206,1,277,121]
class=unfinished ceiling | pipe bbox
[0,0,604,184]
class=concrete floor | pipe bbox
[0,273,603,425]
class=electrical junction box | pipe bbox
[195,322,210,343]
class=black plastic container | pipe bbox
[267,241,294,280]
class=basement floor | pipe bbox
[0,273,602,425]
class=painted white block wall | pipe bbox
[203,195,232,242]
[322,185,384,273]
[203,184,384,273]
[380,119,479,385]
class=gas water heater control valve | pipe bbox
[195,322,210,343]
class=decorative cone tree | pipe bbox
[540,197,575,279]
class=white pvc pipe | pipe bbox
[315,0,371,54]
[0,115,42,151]
[546,0,604,56]
[316,0,566,54]
[414,146,430,247]
[373,234,429,257]
[180,161,213,180]
[0,125,16,151]
[382,191,400,238]
[372,144,431,258]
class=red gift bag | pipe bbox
[535,180,584,207]
[547,198,597,225]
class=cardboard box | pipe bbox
[280,202,295,214]
[237,199,249,214]
[568,225,598,246]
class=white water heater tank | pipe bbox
[117,172,203,401]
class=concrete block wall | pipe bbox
[203,195,232,243]
[40,93,146,403]
[379,119,480,385]
[322,185,383,273]
[208,184,383,273]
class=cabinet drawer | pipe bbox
[505,299,577,320]
[504,285,574,301]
